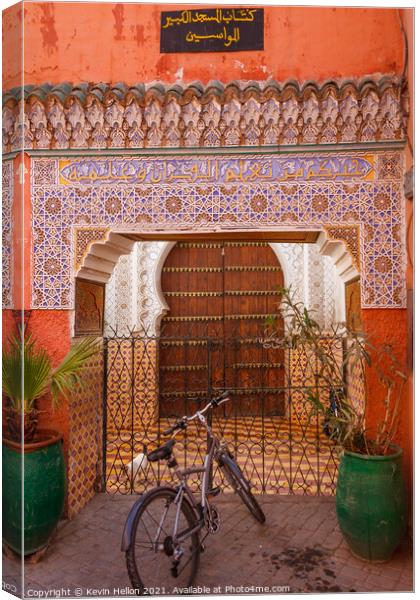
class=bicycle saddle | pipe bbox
[147,439,176,462]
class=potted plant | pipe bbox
[264,287,407,562]
[2,328,100,556]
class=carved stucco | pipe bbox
[3,77,407,152]
[104,242,168,336]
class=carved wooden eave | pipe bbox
[2,76,408,152]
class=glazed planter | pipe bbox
[2,429,66,556]
[336,445,407,562]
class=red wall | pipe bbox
[3,3,406,89]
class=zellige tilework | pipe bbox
[31,151,405,310]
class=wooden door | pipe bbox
[159,241,284,417]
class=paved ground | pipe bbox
[2,493,413,597]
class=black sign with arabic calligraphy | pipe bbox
[160,8,264,53]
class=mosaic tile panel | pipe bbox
[286,341,342,425]
[31,151,405,310]
[347,353,366,419]
[324,225,360,270]
[74,226,109,272]
[68,351,104,518]
[2,160,13,308]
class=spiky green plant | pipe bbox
[2,331,100,414]
[263,286,407,456]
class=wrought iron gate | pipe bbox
[103,333,341,496]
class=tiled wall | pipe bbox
[68,349,104,518]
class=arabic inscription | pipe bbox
[160,8,264,53]
[58,155,375,186]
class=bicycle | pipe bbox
[121,391,265,594]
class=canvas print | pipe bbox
[2,1,414,598]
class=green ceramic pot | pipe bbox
[2,429,66,555]
[336,445,407,562]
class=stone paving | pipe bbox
[2,494,413,597]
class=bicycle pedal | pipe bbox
[207,486,221,498]
[171,566,178,577]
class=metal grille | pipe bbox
[103,334,341,496]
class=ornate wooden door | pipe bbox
[159,241,284,417]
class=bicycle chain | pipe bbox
[205,505,221,534]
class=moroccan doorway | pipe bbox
[159,241,285,418]
[104,239,341,496]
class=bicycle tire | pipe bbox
[221,456,266,524]
[125,487,200,594]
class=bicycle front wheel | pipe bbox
[125,487,200,594]
[220,455,266,524]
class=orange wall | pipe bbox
[2,2,22,90]
[2,310,16,346]
[2,309,72,453]
[28,310,73,455]
[362,309,412,491]
[2,3,407,89]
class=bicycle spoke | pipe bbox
[176,529,208,577]
[142,503,172,538]
[138,512,157,546]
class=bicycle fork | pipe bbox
[154,487,187,577]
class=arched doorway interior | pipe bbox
[81,227,361,496]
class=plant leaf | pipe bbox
[50,336,100,405]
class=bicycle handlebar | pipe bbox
[163,391,230,436]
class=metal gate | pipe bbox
[103,332,341,496]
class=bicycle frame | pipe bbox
[170,419,220,542]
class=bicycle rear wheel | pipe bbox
[125,487,200,594]
[220,454,266,524]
